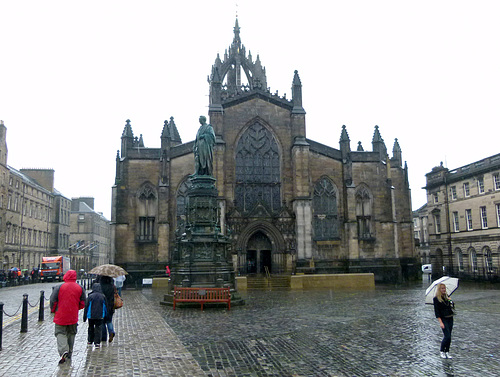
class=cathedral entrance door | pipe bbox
[246,231,273,275]
[247,250,257,274]
[260,250,272,274]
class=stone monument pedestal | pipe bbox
[161,175,244,307]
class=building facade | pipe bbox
[424,155,500,280]
[111,20,419,283]
[413,204,430,265]
[2,166,73,271]
[70,197,111,272]
[0,120,111,274]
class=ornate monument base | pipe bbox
[161,175,244,306]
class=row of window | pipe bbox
[433,204,500,233]
[3,251,45,270]
[434,173,500,203]
[5,224,48,248]
[2,194,51,221]
[452,247,496,273]
[4,175,51,201]
[58,233,70,249]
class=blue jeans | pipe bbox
[102,319,115,341]
[440,317,453,352]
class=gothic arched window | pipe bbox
[356,186,373,240]
[313,177,339,240]
[235,122,281,214]
[137,184,157,242]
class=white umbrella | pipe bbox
[425,276,459,304]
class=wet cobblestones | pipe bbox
[0,281,499,376]
[152,282,500,377]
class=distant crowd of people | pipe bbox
[0,267,40,285]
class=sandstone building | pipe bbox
[413,204,430,266]
[0,120,110,273]
[111,20,418,283]
[69,197,111,272]
[424,154,500,280]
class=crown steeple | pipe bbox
[209,19,268,111]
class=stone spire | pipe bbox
[208,18,268,107]
[115,150,121,184]
[339,125,351,155]
[371,125,387,161]
[121,119,134,157]
[161,117,182,145]
[292,70,305,114]
[392,138,402,167]
[340,125,353,186]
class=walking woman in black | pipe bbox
[433,283,455,359]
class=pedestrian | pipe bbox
[166,265,170,277]
[49,269,86,364]
[433,283,455,359]
[113,274,126,296]
[98,275,116,343]
[83,283,108,348]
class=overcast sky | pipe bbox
[1,1,499,220]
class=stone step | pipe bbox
[246,276,291,289]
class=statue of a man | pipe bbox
[193,115,216,176]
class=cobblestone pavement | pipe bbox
[0,286,205,376]
[1,281,499,376]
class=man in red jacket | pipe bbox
[50,269,86,364]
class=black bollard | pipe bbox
[21,294,28,333]
[38,291,45,321]
[0,302,3,350]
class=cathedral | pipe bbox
[111,20,419,283]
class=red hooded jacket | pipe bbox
[49,270,86,326]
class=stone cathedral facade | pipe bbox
[111,20,419,283]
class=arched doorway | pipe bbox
[236,220,288,275]
[246,231,272,274]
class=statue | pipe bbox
[193,115,216,176]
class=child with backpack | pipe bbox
[83,282,108,348]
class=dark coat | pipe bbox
[99,276,115,321]
[84,283,108,321]
[433,296,455,318]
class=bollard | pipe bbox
[0,302,3,350]
[21,294,28,333]
[38,291,45,321]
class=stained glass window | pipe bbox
[356,186,372,239]
[313,177,338,239]
[235,122,281,213]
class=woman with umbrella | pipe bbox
[433,283,456,359]
[98,275,116,343]
[89,264,128,343]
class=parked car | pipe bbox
[422,264,432,274]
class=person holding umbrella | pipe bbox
[433,283,455,359]
[98,275,116,343]
[88,264,128,343]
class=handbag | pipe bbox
[114,287,124,309]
